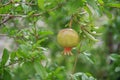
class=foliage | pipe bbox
[0,0,120,80]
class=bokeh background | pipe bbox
[0,0,120,80]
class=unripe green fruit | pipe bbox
[57,28,79,55]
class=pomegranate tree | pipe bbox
[57,28,79,55]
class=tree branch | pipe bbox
[0,1,12,8]
[0,2,65,25]
[0,0,36,8]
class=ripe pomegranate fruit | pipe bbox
[57,28,79,55]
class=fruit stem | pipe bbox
[72,43,81,74]
[72,54,79,73]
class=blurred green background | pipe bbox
[0,0,120,80]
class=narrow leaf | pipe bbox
[1,49,9,66]
[83,52,94,64]
[86,0,103,16]
[10,52,16,61]
[39,30,54,35]
[83,30,99,42]
[84,6,93,20]
[106,3,120,8]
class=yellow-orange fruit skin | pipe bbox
[57,28,79,48]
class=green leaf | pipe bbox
[106,3,120,8]
[39,30,54,36]
[74,72,83,76]
[81,73,89,80]
[15,44,31,58]
[38,0,44,10]
[109,54,120,61]
[66,0,86,15]
[54,66,64,74]
[1,49,9,66]
[98,0,104,5]
[74,72,96,80]
[85,30,102,36]
[83,52,94,64]
[79,52,94,64]
[27,11,35,17]
[21,3,30,14]
[33,38,48,49]
[103,8,112,19]
[84,6,92,20]
[83,30,99,42]
[22,62,35,74]
[10,52,16,61]
[3,69,12,80]
[14,0,20,2]
[16,44,31,58]
[34,61,47,80]
[0,5,12,14]
[86,0,103,16]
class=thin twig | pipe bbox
[0,16,13,25]
[72,54,79,74]
[4,59,21,67]
[33,20,38,41]
[0,14,27,17]
[72,43,81,74]
[0,34,7,36]
[0,1,12,8]
[0,2,65,17]
[0,1,36,8]
[0,2,66,25]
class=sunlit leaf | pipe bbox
[106,3,120,8]
[39,30,54,35]
[109,54,120,61]
[83,30,99,42]
[38,0,44,10]
[98,0,104,5]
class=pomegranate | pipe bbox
[57,28,79,55]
